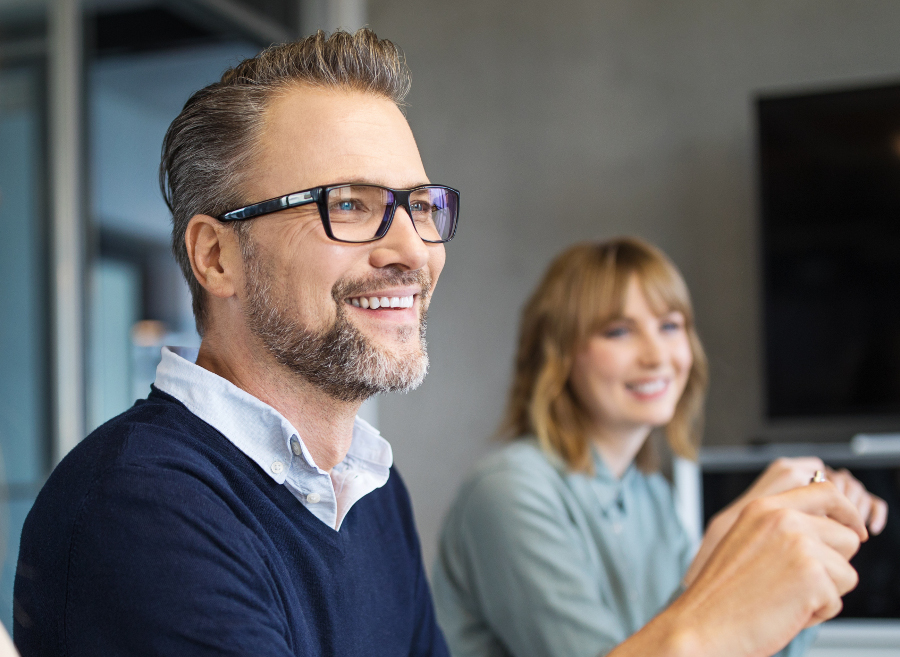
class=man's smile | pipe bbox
[346,293,415,309]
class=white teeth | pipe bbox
[348,294,415,309]
[628,379,667,395]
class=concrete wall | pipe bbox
[366,0,900,567]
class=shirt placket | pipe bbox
[284,435,338,528]
[597,482,642,634]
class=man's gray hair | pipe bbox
[159,28,411,335]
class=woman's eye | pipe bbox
[603,326,629,339]
[661,320,683,332]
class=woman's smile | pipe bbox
[624,377,671,399]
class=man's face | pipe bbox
[237,86,446,401]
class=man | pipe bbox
[16,30,451,656]
[14,29,866,657]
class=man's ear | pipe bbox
[185,215,241,299]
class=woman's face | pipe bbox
[570,276,693,437]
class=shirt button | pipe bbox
[290,438,302,456]
[271,461,284,474]
[307,492,321,504]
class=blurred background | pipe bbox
[1,0,899,653]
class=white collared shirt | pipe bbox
[153,346,392,530]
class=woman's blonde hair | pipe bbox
[500,237,709,472]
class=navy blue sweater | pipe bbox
[14,388,449,656]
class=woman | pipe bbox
[432,237,887,657]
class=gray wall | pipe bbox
[367,0,900,568]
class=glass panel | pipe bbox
[87,259,140,432]
[0,64,46,486]
[87,5,261,428]
[0,1,49,633]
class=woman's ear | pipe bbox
[185,215,239,299]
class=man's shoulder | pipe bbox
[77,388,226,469]
[28,390,240,532]
[90,386,213,447]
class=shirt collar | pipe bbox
[536,437,634,511]
[589,448,635,511]
[152,346,392,528]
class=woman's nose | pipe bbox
[638,332,664,367]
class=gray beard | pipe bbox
[241,239,430,404]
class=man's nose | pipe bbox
[369,206,430,271]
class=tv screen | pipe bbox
[759,82,900,419]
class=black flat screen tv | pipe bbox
[759,82,900,420]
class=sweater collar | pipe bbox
[153,346,392,529]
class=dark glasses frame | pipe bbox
[217,183,460,244]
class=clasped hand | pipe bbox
[612,477,873,657]
[684,456,886,588]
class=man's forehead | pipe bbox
[251,86,428,196]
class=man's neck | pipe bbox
[194,335,360,473]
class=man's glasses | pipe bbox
[218,183,460,244]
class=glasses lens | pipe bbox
[325,185,393,242]
[325,185,458,242]
[409,187,459,242]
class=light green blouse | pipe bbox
[432,440,814,657]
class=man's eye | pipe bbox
[410,201,433,213]
[335,200,358,212]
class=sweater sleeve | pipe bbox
[60,463,295,657]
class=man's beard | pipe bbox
[240,238,431,404]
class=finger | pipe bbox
[825,469,884,534]
[779,457,825,483]
[841,472,865,507]
[798,539,857,628]
[868,496,889,535]
[749,457,827,498]
[805,593,843,629]
[775,484,868,541]
[804,585,843,629]
[825,468,848,495]
[801,514,863,560]
[855,493,872,530]
[808,538,860,597]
